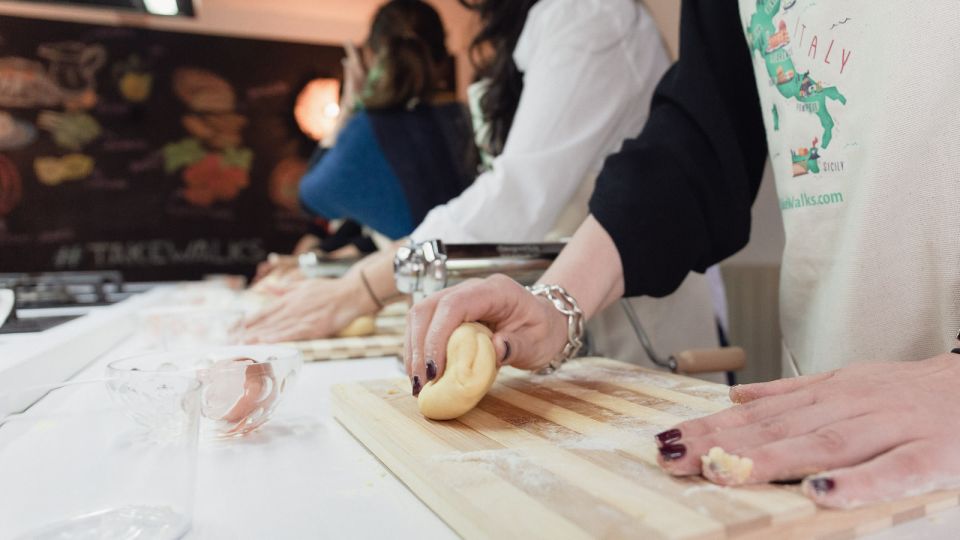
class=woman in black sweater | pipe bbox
[404,0,960,510]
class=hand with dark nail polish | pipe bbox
[656,352,960,510]
[659,444,686,461]
[806,477,835,495]
[655,429,681,447]
[402,274,572,383]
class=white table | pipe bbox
[189,357,456,539]
[2,293,958,539]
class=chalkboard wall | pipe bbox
[0,14,345,280]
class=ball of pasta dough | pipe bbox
[418,322,498,420]
[336,315,376,337]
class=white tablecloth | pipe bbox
[3,296,958,539]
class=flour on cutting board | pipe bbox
[557,436,621,452]
[681,482,730,497]
[564,364,683,389]
[434,449,557,491]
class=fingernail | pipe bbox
[659,443,686,461]
[502,339,512,365]
[655,429,682,446]
[807,476,835,495]
[412,376,422,396]
[426,360,437,381]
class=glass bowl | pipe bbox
[107,346,302,439]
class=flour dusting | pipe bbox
[434,449,556,491]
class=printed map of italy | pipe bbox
[747,0,846,149]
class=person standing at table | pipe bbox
[256,0,478,283]
[404,0,960,509]
[247,0,725,378]
[297,0,478,241]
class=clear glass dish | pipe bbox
[107,346,303,439]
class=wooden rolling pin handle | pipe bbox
[672,347,746,374]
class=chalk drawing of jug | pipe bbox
[37,41,106,110]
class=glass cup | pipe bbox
[138,306,245,351]
[107,346,303,439]
[0,375,201,540]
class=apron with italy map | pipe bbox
[736,0,960,375]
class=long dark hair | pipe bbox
[459,0,540,156]
[362,0,448,110]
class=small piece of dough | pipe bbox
[418,322,498,420]
[701,446,754,485]
[336,316,376,337]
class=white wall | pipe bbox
[726,164,785,266]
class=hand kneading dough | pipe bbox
[418,323,498,420]
[336,316,376,337]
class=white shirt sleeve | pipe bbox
[412,0,669,244]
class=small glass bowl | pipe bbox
[107,346,303,439]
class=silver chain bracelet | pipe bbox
[526,284,585,374]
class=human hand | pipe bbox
[404,274,568,396]
[244,274,377,343]
[252,253,298,285]
[655,352,960,509]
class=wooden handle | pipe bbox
[672,347,746,374]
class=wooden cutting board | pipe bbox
[283,314,406,362]
[332,358,960,539]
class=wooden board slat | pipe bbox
[282,314,406,361]
[332,358,960,539]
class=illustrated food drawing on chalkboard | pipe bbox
[173,67,236,113]
[33,153,94,186]
[37,110,102,151]
[113,53,154,103]
[182,112,247,150]
[269,156,308,212]
[0,111,37,150]
[0,154,22,218]
[37,41,106,111]
[0,57,62,108]
[164,67,253,208]
[0,13,338,278]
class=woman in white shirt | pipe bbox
[246,0,721,382]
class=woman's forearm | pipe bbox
[537,215,625,320]
[345,243,403,308]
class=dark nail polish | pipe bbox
[772,478,802,485]
[659,443,686,461]
[426,360,437,381]
[951,348,960,355]
[808,477,835,495]
[412,375,422,396]
[502,339,512,364]
[655,429,682,446]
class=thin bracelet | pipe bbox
[359,270,384,310]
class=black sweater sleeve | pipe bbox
[588,0,768,298]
